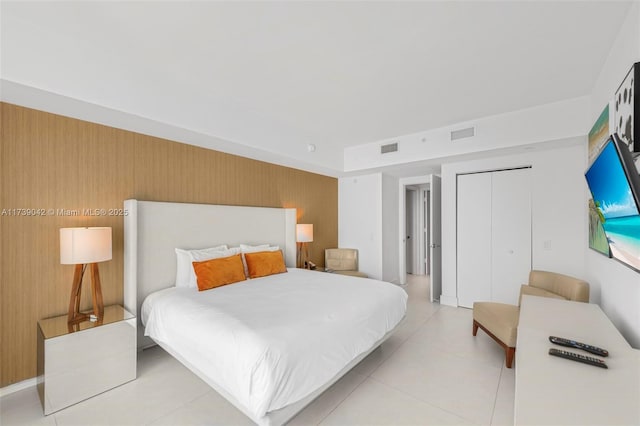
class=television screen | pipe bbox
[585,134,640,272]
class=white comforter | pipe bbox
[142,268,407,420]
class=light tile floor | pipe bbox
[0,275,514,425]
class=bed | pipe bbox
[123,200,407,425]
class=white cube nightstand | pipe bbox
[37,305,136,415]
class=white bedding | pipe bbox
[142,268,407,420]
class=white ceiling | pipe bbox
[0,1,633,176]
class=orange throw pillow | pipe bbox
[192,253,246,291]
[244,250,287,279]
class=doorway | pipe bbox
[399,175,442,303]
[405,187,418,275]
[405,185,428,275]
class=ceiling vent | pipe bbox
[450,126,475,141]
[380,142,398,154]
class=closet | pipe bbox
[457,167,532,308]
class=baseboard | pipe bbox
[439,294,458,307]
[0,377,37,398]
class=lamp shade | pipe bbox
[60,227,112,264]
[296,224,313,243]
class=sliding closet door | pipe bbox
[457,173,492,308]
[491,168,532,305]
[456,168,532,308]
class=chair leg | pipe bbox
[473,319,516,368]
[505,346,515,368]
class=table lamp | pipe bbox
[296,224,313,269]
[60,227,112,324]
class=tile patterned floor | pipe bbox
[0,275,514,425]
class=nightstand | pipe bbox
[37,305,136,415]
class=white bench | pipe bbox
[515,295,640,425]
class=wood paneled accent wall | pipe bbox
[0,102,338,387]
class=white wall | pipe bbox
[344,96,590,172]
[441,141,588,306]
[382,174,400,283]
[338,172,401,282]
[338,173,382,279]
[587,2,640,348]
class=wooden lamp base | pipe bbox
[68,263,104,325]
[297,242,310,269]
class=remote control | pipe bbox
[548,348,608,369]
[548,336,609,357]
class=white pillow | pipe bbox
[175,245,228,288]
[239,244,272,252]
[239,244,280,277]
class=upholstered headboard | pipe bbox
[123,199,297,348]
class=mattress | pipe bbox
[142,268,407,419]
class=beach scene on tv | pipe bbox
[586,141,640,271]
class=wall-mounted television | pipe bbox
[585,133,640,272]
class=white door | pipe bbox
[429,175,442,303]
[491,168,532,304]
[457,168,532,308]
[457,173,492,308]
[405,189,415,274]
[425,190,430,275]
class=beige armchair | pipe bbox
[324,248,368,278]
[472,270,589,368]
